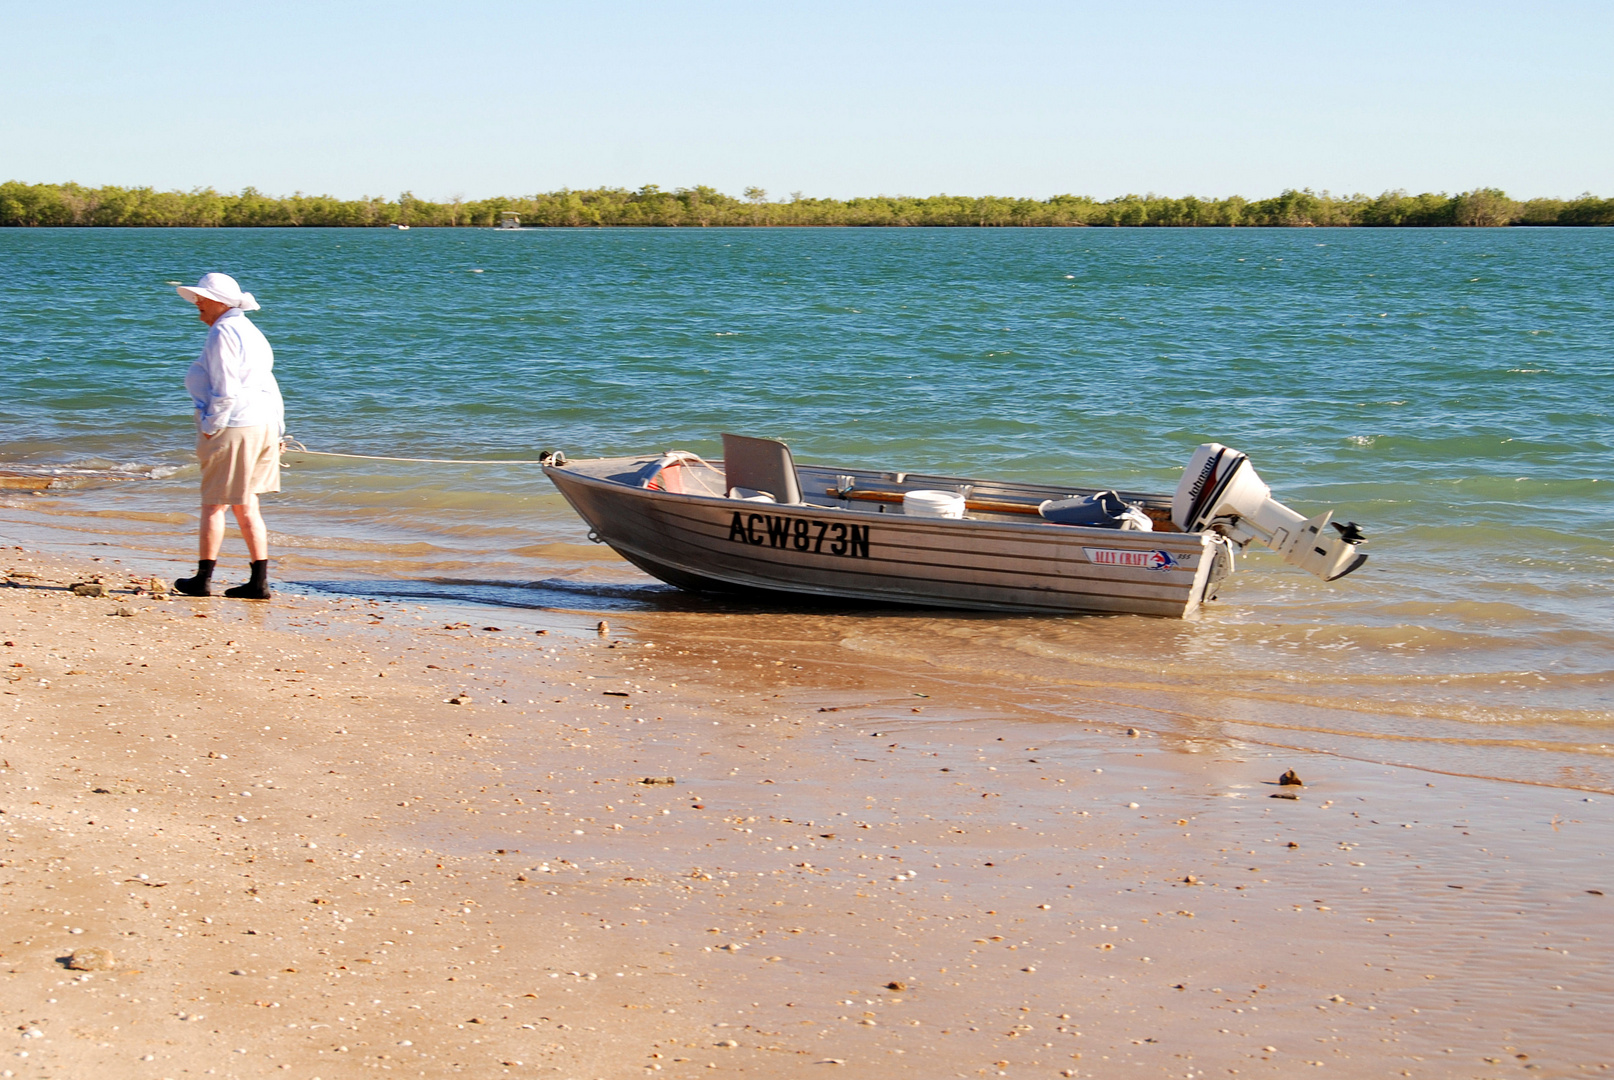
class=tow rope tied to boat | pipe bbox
[280,437,566,467]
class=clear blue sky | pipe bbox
[4,0,1609,201]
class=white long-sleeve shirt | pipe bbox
[183,309,285,436]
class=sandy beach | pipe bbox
[1,547,1609,1080]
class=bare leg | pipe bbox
[199,503,231,559]
[230,495,268,561]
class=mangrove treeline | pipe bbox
[3,181,1611,228]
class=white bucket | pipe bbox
[903,490,966,519]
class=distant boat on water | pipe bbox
[497,211,521,230]
[390,222,410,230]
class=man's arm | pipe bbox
[197,324,245,436]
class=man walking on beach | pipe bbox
[173,273,285,600]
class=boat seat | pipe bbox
[721,433,803,505]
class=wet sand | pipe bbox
[1,548,1610,1079]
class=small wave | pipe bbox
[280,536,452,556]
[507,542,624,559]
[0,460,177,486]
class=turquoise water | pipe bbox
[2,226,1611,787]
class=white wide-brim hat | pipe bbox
[177,272,260,312]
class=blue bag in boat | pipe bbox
[1038,490,1153,530]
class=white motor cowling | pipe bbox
[1171,443,1368,582]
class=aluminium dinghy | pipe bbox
[542,434,1366,618]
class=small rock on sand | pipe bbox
[640,776,676,786]
[67,947,115,971]
[71,582,108,597]
[1279,769,1303,786]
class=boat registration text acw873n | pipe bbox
[727,511,871,558]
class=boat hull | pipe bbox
[545,459,1221,618]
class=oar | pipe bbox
[830,487,1037,515]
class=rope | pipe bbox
[280,437,566,467]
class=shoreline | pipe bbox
[2,545,1610,1078]
[5,181,1612,229]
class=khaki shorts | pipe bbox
[197,422,281,505]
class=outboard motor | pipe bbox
[1172,443,1368,581]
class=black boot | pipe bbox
[173,559,216,597]
[225,559,271,600]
